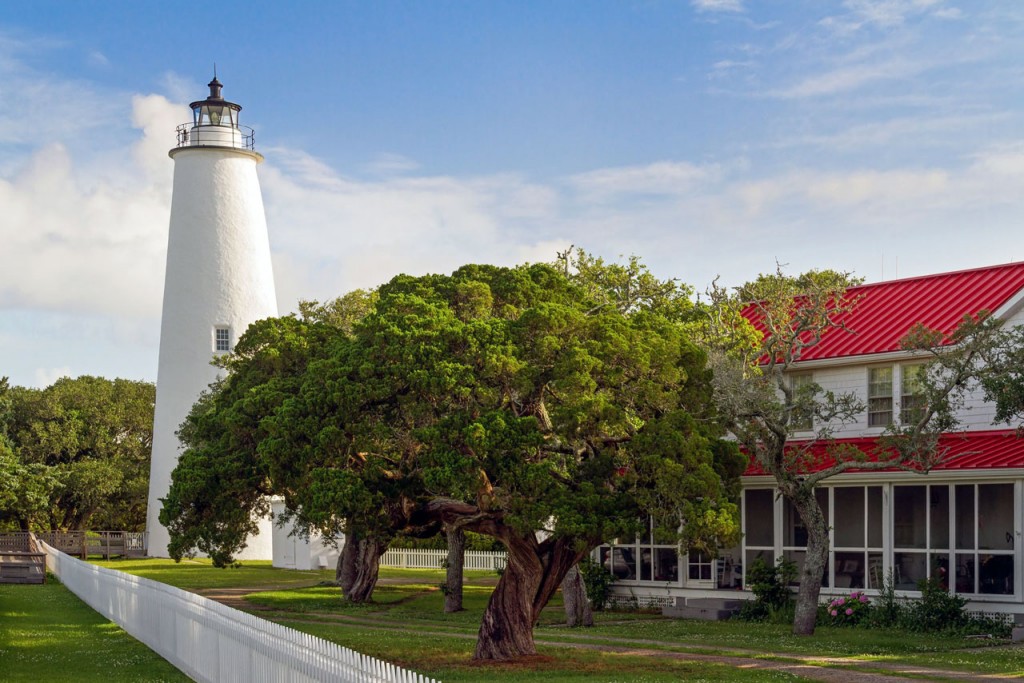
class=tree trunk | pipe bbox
[337,529,386,603]
[444,525,465,613]
[473,535,582,661]
[337,529,357,588]
[561,563,593,627]
[789,487,830,636]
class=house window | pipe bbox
[892,483,1014,595]
[900,364,926,425]
[214,326,231,352]
[790,372,814,431]
[597,518,681,584]
[688,550,713,581]
[954,483,1014,595]
[833,486,884,590]
[744,489,776,586]
[867,367,893,427]
[782,489,830,586]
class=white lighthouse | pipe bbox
[146,76,277,558]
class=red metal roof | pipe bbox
[743,429,1024,476]
[742,263,1024,362]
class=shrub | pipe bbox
[865,569,903,628]
[861,572,1010,637]
[737,556,796,622]
[825,590,871,626]
[901,576,968,632]
[578,557,616,611]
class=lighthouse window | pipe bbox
[214,327,231,352]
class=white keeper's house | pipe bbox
[600,262,1024,617]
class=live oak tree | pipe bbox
[710,267,1010,636]
[164,262,741,661]
[0,377,58,531]
[4,376,155,531]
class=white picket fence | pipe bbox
[41,542,439,683]
[379,548,506,571]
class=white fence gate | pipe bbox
[41,542,439,683]
[379,548,506,572]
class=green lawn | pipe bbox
[9,558,1024,682]
[92,557,331,589]
[0,578,189,683]
[242,579,1024,678]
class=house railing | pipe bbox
[2,531,147,559]
[0,532,45,584]
[41,542,439,683]
[380,548,506,572]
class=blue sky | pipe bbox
[3,1,1024,387]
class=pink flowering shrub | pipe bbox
[825,590,870,626]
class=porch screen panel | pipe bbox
[955,485,974,550]
[867,486,883,548]
[745,489,773,546]
[893,486,926,549]
[866,487,884,589]
[653,548,679,582]
[834,487,864,548]
[978,484,1013,551]
[929,486,949,549]
[834,487,873,590]
[782,489,829,587]
[973,484,1013,595]
[743,489,775,588]
[893,485,927,590]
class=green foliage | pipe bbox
[1,376,154,531]
[737,557,796,622]
[162,258,742,660]
[866,569,903,628]
[903,577,968,632]
[166,260,739,564]
[824,590,871,626]
[578,557,616,611]
[389,531,503,552]
[853,572,1010,637]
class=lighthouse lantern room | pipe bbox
[175,75,254,150]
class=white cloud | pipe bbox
[769,58,926,98]
[820,0,958,33]
[567,161,717,200]
[363,152,421,176]
[34,367,71,388]
[692,0,744,13]
[257,150,568,310]
[87,50,110,68]
[0,92,178,318]
[768,113,1008,152]
[933,7,963,20]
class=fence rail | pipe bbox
[0,532,45,584]
[42,542,439,683]
[380,548,506,572]
[1,531,147,559]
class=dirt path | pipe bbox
[198,584,1021,682]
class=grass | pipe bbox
[91,557,332,589]
[12,558,1024,681]
[276,622,811,682]
[0,577,190,682]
